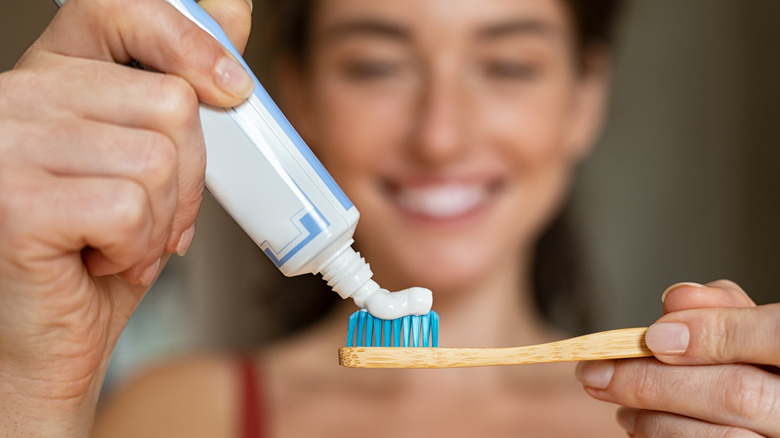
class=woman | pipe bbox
[1,0,778,437]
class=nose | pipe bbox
[409,68,469,166]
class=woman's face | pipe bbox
[282,0,607,294]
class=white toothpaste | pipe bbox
[164,0,433,319]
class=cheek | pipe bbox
[478,83,578,169]
[475,83,581,236]
[306,80,411,185]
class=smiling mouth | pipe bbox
[385,179,505,220]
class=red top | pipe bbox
[239,356,263,438]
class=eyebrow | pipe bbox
[476,19,561,41]
[319,17,561,45]
[320,19,411,43]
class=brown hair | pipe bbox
[244,0,626,338]
[255,0,624,74]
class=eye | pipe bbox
[484,60,538,80]
[342,59,403,81]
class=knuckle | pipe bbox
[138,132,177,186]
[710,278,739,288]
[628,360,665,405]
[710,313,736,363]
[156,73,200,128]
[708,279,749,300]
[107,181,150,236]
[168,18,223,75]
[721,367,774,423]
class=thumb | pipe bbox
[661,280,756,313]
[199,0,253,54]
[645,300,780,367]
[38,0,254,107]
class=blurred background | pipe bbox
[2,0,778,388]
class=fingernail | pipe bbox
[244,0,253,12]
[616,408,638,434]
[661,281,705,302]
[214,56,253,99]
[645,322,689,355]
[575,360,615,390]
[139,258,162,286]
[176,223,196,256]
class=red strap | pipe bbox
[240,356,263,438]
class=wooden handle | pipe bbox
[339,327,651,368]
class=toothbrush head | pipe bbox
[347,309,439,347]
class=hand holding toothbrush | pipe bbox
[0,0,251,434]
[577,280,780,437]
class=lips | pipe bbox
[385,179,504,221]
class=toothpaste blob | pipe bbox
[362,286,433,320]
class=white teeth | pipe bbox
[397,184,485,218]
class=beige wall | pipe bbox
[1,1,778,343]
[574,0,780,329]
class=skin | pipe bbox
[2,0,779,437]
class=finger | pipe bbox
[2,118,174,178]
[661,280,756,313]
[2,118,180,271]
[617,408,765,438]
[0,168,153,279]
[199,0,253,53]
[645,303,780,366]
[2,56,201,126]
[33,0,253,105]
[576,359,780,437]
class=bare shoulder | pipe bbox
[92,353,244,438]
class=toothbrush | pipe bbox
[339,325,651,368]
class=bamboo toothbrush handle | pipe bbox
[339,327,651,368]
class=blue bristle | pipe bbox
[347,312,358,347]
[347,310,439,347]
[373,317,382,346]
[411,315,421,347]
[364,314,374,346]
[421,314,430,347]
[392,317,401,346]
[383,319,391,346]
[402,316,411,347]
[356,310,367,346]
[431,311,439,347]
